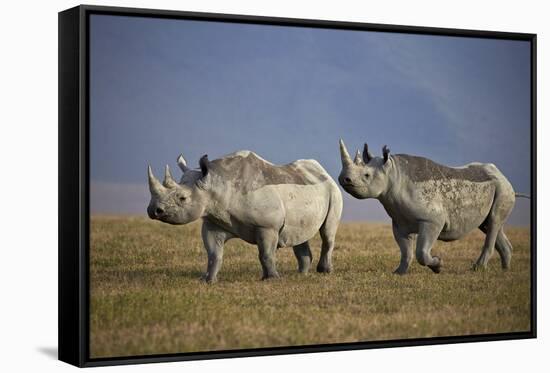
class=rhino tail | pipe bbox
[515,192,531,199]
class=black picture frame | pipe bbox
[58,4,537,368]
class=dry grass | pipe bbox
[90,216,531,358]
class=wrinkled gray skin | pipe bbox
[147,150,343,283]
[338,139,523,274]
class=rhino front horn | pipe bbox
[339,139,353,167]
[163,165,178,188]
[148,165,166,195]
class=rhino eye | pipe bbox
[179,196,186,202]
[365,173,370,178]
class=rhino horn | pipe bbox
[163,165,178,188]
[339,139,353,167]
[354,149,364,165]
[382,145,391,163]
[363,143,374,163]
[148,165,166,195]
[177,154,189,173]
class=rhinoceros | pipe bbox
[147,150,343,282]
[337,139,528,274]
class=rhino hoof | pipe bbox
[261,273,280,281]
[316,265,332,274]
[200,274,217,283]
[471,263,487,272]
[428,257,442,274]
[393,268,408,275]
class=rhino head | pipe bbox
[338,139,392,199]
[147,154,210,225]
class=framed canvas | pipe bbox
[58,4,537,367]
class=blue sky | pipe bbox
[89,14,531,225]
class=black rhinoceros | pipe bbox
[337,139,528,274]
[147,150,343,282]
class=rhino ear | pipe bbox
[363,143,373,163]
[382,145,391,163]
[199,154,209,177]
[177,154,190,173]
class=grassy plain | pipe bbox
[90,216,531,358]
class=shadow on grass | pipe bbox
[97,266,271,285]
[97,259,468,285]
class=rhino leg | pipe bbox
[256,228,280,280]
[317,193,342,273]
[201,220,233,283]
[317,221,337,274]
[496,230,513,270]
[416,221,444,273]
[474,188,514,271]
[473,222,500,271]
[479,225,512,270]
[392,221,413,275]
[293,242,312,273]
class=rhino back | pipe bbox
[208,151,329,192]
[393,154,492,183]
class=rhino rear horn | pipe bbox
[199,154,209,177]
[382,145,391,163]
[354,149,364,165]
[163,165,178,188]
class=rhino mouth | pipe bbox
[159,217,183,225]
[340,182,357,190]
[341,184,368,199]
